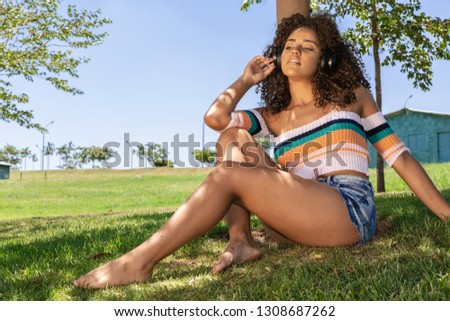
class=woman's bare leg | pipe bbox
[74,167,238,289]
[211,204,262,273]
[74,131,360,289]
[212,128,278,273]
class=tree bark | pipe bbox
[370,5,386,193]
[276,0,311,24]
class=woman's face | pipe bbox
[281,27,321,80]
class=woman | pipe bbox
[74,13,449,289]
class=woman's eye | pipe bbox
[284,46,314,52]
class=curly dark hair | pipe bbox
[258,12,371,114]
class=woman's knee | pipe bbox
[217,128,274,167]
[217,128,254,148]
[216,129,253,161]
[219,127,251,140]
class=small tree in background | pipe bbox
[146,143,174,168]
[0,0,112,130]
[56,141,78,169]
[0,144,21,168]
[20,147,31,171]
[44,142,55,170]
[193,149,216,167]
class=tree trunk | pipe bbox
[276,0,310,24]
[370,7,386,193]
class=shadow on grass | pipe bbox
[374,188,450,246]
[1,212,172,300]
[1,189,449,300]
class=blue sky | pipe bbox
[1,0,449,169]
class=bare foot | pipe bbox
[73,254,153,289]
[212,241,262,274]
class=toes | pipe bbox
[212,252,234,274]
[73,273,100,289]
[212,243,263,274]
[212,261,227,274]
[74,278,89,288]
[73,277,90,288]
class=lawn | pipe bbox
[0,164,449,300]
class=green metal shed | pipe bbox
[368,108,450,167]
[0,162,12,180]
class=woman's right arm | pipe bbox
[204,56,275,132]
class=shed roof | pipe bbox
[385,108,450,118]
[0,162,12,167]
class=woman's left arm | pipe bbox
[357,86,449,222]
[392,152,450,222]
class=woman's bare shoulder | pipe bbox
[354,86,380,118]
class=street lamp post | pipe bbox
[41,121,54,171]
[403,94,413,109]
[202,121,205,168]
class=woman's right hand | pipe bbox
[241,56,276,87]
[204,56,275,131]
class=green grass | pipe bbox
[0,168,207,219]
[0,164,449,300]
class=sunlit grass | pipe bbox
[0,164,449,300]
[1,168,210,219]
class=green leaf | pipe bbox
[0,0,112,129]
[316,0,449,92]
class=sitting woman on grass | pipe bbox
[74,13,449,289]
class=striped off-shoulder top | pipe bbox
[219,109,409,179]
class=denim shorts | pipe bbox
[316,175,377,244]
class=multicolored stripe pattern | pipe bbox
[273,111,371,178]
[220,109,270,138]
[361,112,409,166]
[219,109,409,179]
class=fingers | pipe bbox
[252,56,276,80]
[254,56,275,70]
[242,56,276,86]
